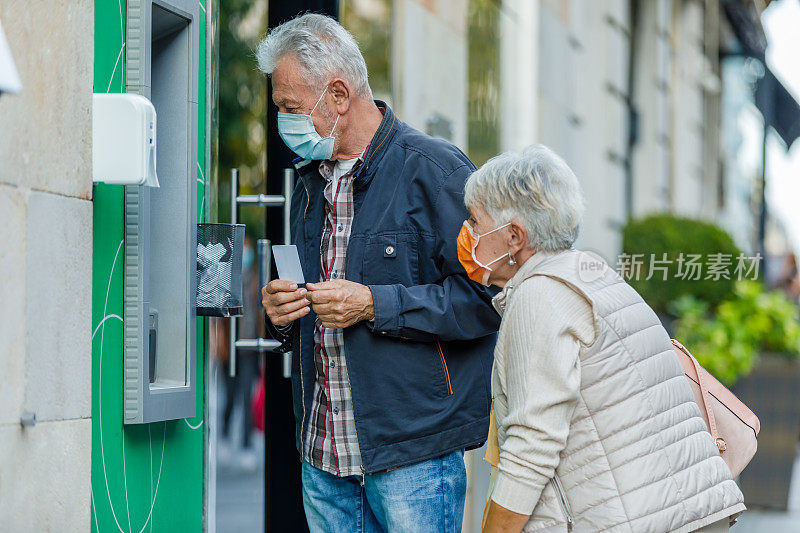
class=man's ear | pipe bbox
[507,221,528,255]
[328,78,351,114]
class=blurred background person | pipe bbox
[216,235,262,471]
[773,253,800,305]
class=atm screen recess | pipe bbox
[123,0,199,424]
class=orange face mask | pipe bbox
[456,221,510,286]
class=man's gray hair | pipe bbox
[464,145,585,252]
[256,13,372,99]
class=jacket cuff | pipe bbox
[367,284,401,336]
[264,313,294,353]
[490,471,542,516]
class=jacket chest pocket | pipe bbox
[361,233,419,286]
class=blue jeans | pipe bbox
[301,450,467,533]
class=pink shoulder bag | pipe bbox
[672,339,760,477]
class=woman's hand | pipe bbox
[482,501,530,533]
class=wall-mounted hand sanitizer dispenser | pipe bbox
[0,19,22,95]
[123,0,199,424]
[92,93,159,187]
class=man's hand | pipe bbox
[262,279,310,327]
[305,279,374,329]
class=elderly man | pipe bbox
[257,13,499,533]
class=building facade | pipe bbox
[0,0,93,529]
[343,0,764,264]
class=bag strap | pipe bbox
[673,340,727,454]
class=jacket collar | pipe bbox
[295,100,398,190]
[354,101,397,188]
[492,249,562,316]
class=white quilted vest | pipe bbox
[492,250,745,533]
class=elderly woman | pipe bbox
[459,146,745,533]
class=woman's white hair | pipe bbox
[464,145,585,252]
[256,13,372,99]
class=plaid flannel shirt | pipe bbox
[302,156,364,477]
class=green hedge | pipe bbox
[621,214,743,314]
[672,281,800,385]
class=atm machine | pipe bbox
[123,0,200,423]
[91,0,336,529]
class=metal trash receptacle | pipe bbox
[196,223,245,317]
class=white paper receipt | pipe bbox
[272,244,306,284]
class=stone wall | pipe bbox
[391,0,469,148]
[630,0,714,220]
[0,1,93,530]
[537,0,631,262]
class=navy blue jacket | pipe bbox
[266,102,501,474]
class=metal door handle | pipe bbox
[227,168,294,378]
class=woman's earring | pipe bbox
[508,253,516,266]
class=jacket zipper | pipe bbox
[552,475,574,532]
[298,330,306,462]
[350,379,366,486]
[302,179,310,220]
[342,353,366,485]
[298,177,309,457]
[436,342,453,395]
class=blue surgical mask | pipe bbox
[277,86,340,160]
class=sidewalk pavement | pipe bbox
[214,372,265,533]
[215,434,264,533]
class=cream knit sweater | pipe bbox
[490,251,596,515]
